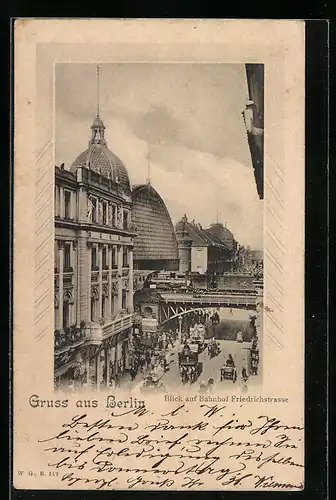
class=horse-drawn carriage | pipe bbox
[220,356,237,382]
[152,348,169,371]
[178,344,202,384]
[250,348,259,375]
[189,324,206,352]
[140,372,166,393]
[207,339,220,358]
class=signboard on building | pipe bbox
[141,318,158,332]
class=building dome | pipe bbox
[91,116,105,128]
[70,115,131,191]
[208,222,236,250]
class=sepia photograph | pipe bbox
[53,62,264,393]
[14,19,305,492]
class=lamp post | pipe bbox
[178,316,183,344]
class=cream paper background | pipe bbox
[13,19,305,491]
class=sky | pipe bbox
[55,63,263,249]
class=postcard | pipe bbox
[13,19,305,491]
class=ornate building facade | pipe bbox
[54,115,136,390]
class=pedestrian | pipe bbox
[199,380,207,394]
[130,367,137,381]
[167,332,174,348]
[109,376,116,389]
[207,378,214,392]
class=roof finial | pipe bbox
[96,64,100,117]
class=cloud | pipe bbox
[132,104,181,144]
[56,62,252,165]
[55,63,263,250]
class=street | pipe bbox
[127,337,261,393]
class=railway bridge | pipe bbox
[158,291,258,325]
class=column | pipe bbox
[115,336,119,377]
[108,245,113,317]
[117,245,123,312]
[128,247,134,311]
[85,241,92,323]
[72,241,77,325]
[105,347,110,387]
[78,187,87,223]
[110,346,116,380]
[54,240,58,273]
[85,355,90,387]
[59,187,65,218]
[98,244,103,320]
[58,241,64,328]
[96,352,101,391]
[76,238,81,326]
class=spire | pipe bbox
[96,64,100,118]
[89,65,106,147]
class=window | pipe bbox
[102,246,108,269]
[122,289,127,310]
[102,202,108,225]
[102,294,109,320]
[55,186,59,217]
[123,210,129,230]
[92,198,97,223]
[111,205,116,226]
[123,247,128,268]
[90,297,95,322]
[112,246,117,269]
[64,190,71,219]
[91,246,97,270]
[63,302,69,329]
[64,243,71,270]
[102,296,106,319]
[144,306,153,317]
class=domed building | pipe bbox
[54,112,136,391]
[206,222,237,252]
[71,116,131,191]
[131,183,179,271]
